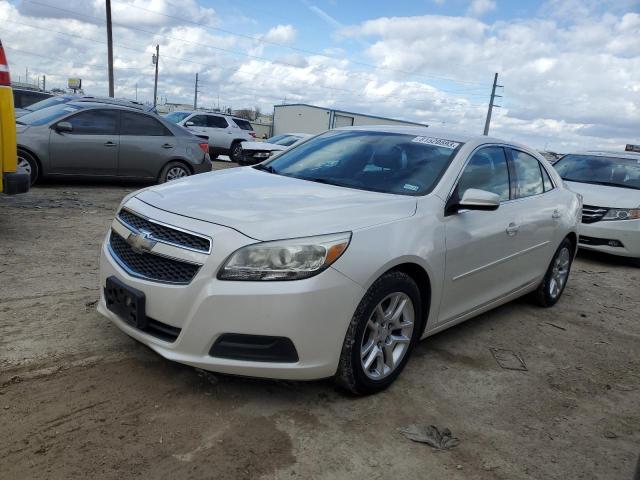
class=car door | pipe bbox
[438,145,524,324]
[206,115,232,149]
[48,109,119,176]
[506,148,560,282]
[117,111,176,179]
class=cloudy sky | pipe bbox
[0,0,638,151]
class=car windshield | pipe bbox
[554,154,640,190]
[25,95,72,112]
[16,103,82,126]
[164,111,191,123]
[258,130,461,195]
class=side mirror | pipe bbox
[185,121,195,127]
[446,188,500,215]
[55,121,73,133]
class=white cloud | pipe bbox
[263,24,297,45]
[467,0,496,17]
[1,0,638,151]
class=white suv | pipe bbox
[164,111,256,161]
[98,127,580,394]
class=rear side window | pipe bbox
[512,150,544,198]
[457,146,510,201]
[66,110,118,135]
[121,112,170,136]
[541,165,554,191]
[233,118,253,130]
[207,116,229,128]
[13,91,50,108]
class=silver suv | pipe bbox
[16,102,211,184]
[163,111,256,162]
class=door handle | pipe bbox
[161,143,174,149]
[552,209,561,219]
[103,141,117,147]
[506,223,519,236]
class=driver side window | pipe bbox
[457,146,510,201]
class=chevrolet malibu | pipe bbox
[98,127,581,394]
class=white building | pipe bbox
[272,103,428,136]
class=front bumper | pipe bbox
[578,219,640,258]
[98,199,364,380]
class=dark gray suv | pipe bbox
[16,102,211,184]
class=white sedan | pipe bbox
[98,126,580,394]
[237,133,311,165]
[554,151,640,262]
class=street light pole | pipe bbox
[152,44,159,107]
[106,0,114,97]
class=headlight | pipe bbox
[252,151,271,158]
[602,208,640,221]
[218,232,352,281]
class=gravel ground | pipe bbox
[1,163,639,479]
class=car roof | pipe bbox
[66,101,152,113]
[569,150,640,160]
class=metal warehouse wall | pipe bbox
[273,104,427,136]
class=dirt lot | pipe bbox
[1,163,639,480]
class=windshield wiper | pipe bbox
[253,164,278,174]
[563,178,640,190]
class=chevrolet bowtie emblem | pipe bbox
[126,229,157,254]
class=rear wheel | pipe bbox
[336,271,422,395]
[534,238,574,307]
[17,150,38,185]
[159,161,191,183]
[229,141,243,163]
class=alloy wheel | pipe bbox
[549,247,570,299]
[17,156,31,176]
[360,292,415,380]
[165,166,189,181]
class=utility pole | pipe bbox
[135,82,138,101]
[42,75,46,91]
[483,72,502,135]
[194,73,199,109]
[152,44,159,107]
[106,0,114,97]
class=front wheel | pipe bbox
[336,271,422,395]
[534,238,574,307]
[17,150,38,185]
[159,161,191,183]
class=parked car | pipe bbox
[163,111,256,162]
[238,133,311,165]
[12,87,52,111]
[554,151,640,262]
[98,127,580,394]
[14,94,151,118]
[16,102,211,184]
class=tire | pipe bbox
[336,271,423,395]
[533,237,574,307]
[229,141,243,163]
[158,161,191,184]
[17,150,38,185]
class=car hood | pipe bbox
[134,167,417,240]
[565,181,640,208]
[241,141,287,152]
[14,108,29,118]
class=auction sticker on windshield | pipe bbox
[412,136,460,149]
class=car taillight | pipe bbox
[198,143,208,154]
[0,40,10,86]
[249,132,256,138]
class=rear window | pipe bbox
[13,90,51,109]
[233,118,253,131]
[164,111,191,123]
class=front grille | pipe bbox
[118,209,210,253]
[109,232,201,284]
[581,205,608,224]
